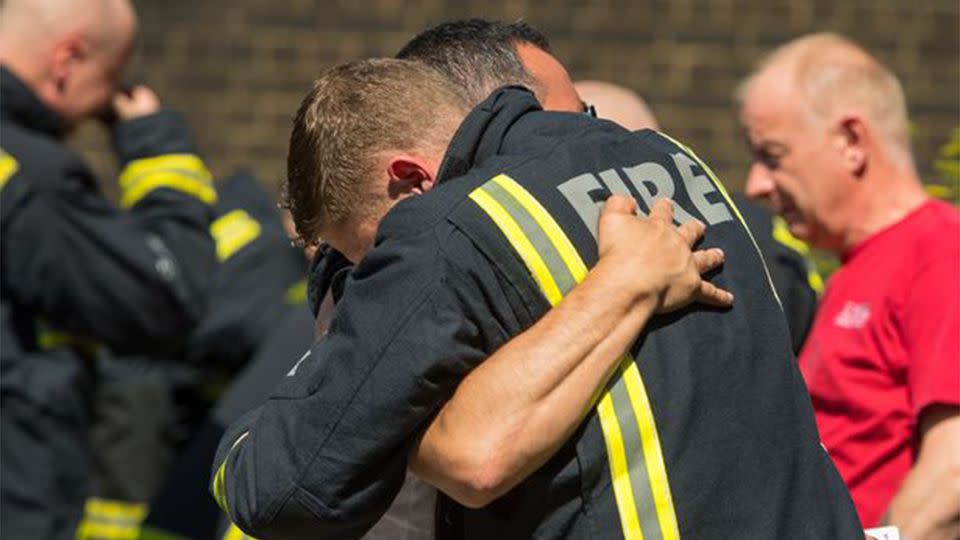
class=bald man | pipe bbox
[740,33,959,539]
[576,79,823,354]
[574,80,660,131]
[0,1,219,538]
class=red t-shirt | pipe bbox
[799,199,960,527]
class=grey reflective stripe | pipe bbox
[608,365,664,540]
[471,175,679,540]
[479,181,578,294]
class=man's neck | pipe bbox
[840,165,928,253]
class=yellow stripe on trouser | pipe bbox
[469,174,680,540]
[0,149,19,189]
[75,498,147,540]
[118,154,216,208]
[210,209,262,261]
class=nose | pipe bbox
[744,162,775,201]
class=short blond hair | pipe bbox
[738,33,911,158]
[283,58,469,244]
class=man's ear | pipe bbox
[834,115,868,177]
[386,155,437,199]
[50,34,86,92]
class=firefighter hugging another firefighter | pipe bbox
[2,2,958,540]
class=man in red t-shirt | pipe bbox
[738,33,959,539]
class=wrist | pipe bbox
[591,257,661,311]
[112,110,198,164]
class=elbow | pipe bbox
[445,451,515,509]
[418,413,526,508]
[458,466,509,509]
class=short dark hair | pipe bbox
[396,19,551,105]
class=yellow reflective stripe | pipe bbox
[772,216,824,295]
[469,175,679,540]
[284,278,308,306]
[213,431,249,515]
[771,216,809,255]
[597,387,645,539]
[38,330,75,349]
[83,497,148,522]
[118,154,215,208]
[0,149,19,189]
[468,188,564,305]
[223,523,255,540]
[623,361,680,540]
[210,209,262,261]
[120,171,217,208]
[806,268,825,295]
[119,154,209,188]
[212,458,230,514]
[490,174,589,281]
[75,498,147,540]
[36,319,99,357]
[75,520,140,540]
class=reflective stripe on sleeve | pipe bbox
[212,431,249,515]
[118,154,216,208]
[210,209,262,262]
[0,149,19,189]
[469,173,680,540]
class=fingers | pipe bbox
[695,279,734,308]
[676,218,706,247]
[601,194,637,216]
[692,247,724,274]
[648,198,674,223]
[692,247,732,308]
[113,86,161,121]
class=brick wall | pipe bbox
[74,0,959,197]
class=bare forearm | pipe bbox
[410,197,730,507]
[411,258,657,506]
[886,409,960,540]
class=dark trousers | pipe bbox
[1,352,93,540]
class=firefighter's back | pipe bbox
[440,113,862,539]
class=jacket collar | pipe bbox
[435,86,541,184]
[1,66,64,138]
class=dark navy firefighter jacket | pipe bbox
[211,88,863,540]
[0,66,218,539]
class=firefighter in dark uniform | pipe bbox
[733,193,823,354]
[0,1,219,537]
[211,58,863,539]
[136,245,340,540]
[138,306,315,540]
[77,170,313,540]
[571,79,823,355]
